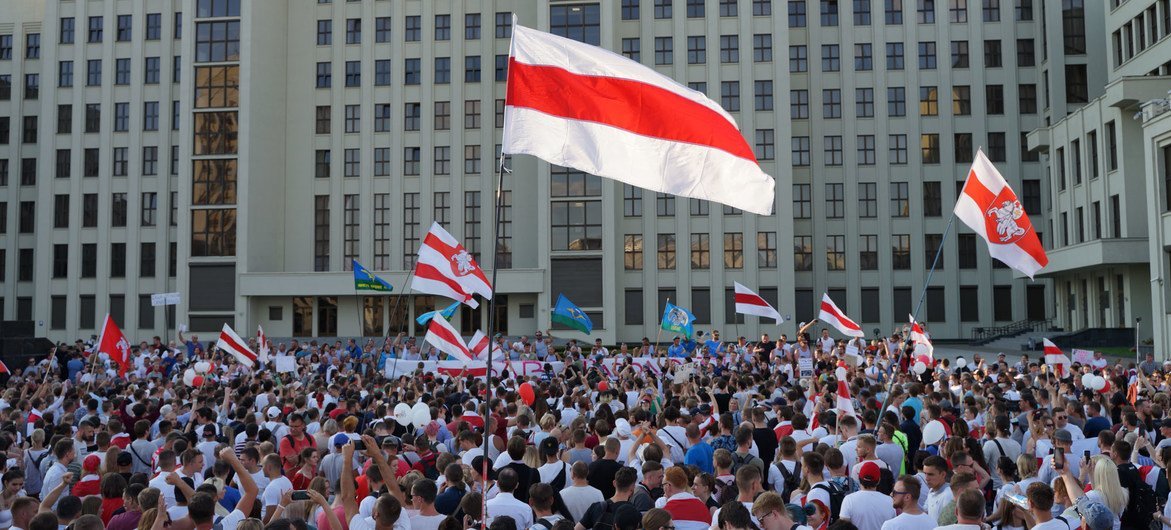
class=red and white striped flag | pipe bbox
[908,315,934,365]
[424,315,474,363]
[257,325,270,364]
[836,380,855,418]
[217,324,257,368]
[468,330,490,360]
[1043,338,1071,377]
[733,282,783,324]
[954,150,1048,278]
[411,222,493,308]
[96,315,132,376]
[501,20,775,216]
[818,294,864,338]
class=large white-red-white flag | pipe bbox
[1043,338,1072,377]
[411,222,493,308]
[818,294,864,338]
[424,316,474,363]
[908,315,934,365]
[257,325,270,364]
[733,282,783,324]
[955,150,1048,278]
[501,20,775,216]
[96,315,132,376]
[836,380,855,418]
[217,324,257,368]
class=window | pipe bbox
[143,146,158,175]
[435,101,451,130]
[826,235,846,270]
[404,147,420,175]
[691,234,710,269]
[345,18,361,44]
[988,132,1006,162]
[143,101,160,131]
[1017,38,1035,66]
[1106,121,1117,171]
[404,103,420,130]
[405,16,421,41]
[721,82,740,111]
[313,196,329,271]
[114,102,130,132]
[1016,0,1033,20]
[174,12,183,38]
[755,81,774,111]
[84,148,99,176]
[404,58,420,85]
[344,149,360,177]
[1019,83,1037,113]
[1088,130,1099,179]
[373,148,390,176]
[89,16,104,42]
[953,85,971,115]
[657,193,676,216]
[857,235,878,270]
[857,88,875,117]
[55,150,70,178]
[720,35,739,63]
[495,55,508,81]
[464,145,481,174]
[61,18,75,44]
[858,135,876,164]
[756,129,775,160]
[986,84,1004,114]
[724,233,744,269]
[315,106,331,134]
[921,133,940,163]
[655,37,673,64]
[920,86,938,116]
[623,38,642,61]
[790,45,808,72]
[1066,64,1088,103]
[656,0,674,18]
[54,195,70,228]
[140,243,156,277]
[18,202,34,233]
[465,56,481,83]
[623,185,643,216]
[790,0,808,26]
[984,39,1002,67]
[855,0,873,23]
[433,192,451,228]
[918,0,936,22]
[22,116,36,144]
[623,0,641,19]
[315,150,331,178]
[949,0,967,22]
[194,20,240,62]
[951,40,969,67]
[1021,179,1042,213]
[688,0,706,17]
[825,136,843,165]
[375,17,391,42]
[855,43,873,70]
[316,62,331,88]
[918,41,937,68]
[859,182,878,217]
[886,42,904,69]
[889,181,909,217]
[111,244,126,278]
[888,87,906,116]
[144,56,161,84]
[886,0,904,23]
[826,183,845,218]
[435,14,450,40]
[1063,0,1085,55]
[343,104,360,133]
[624,235,643,269]
[792,136,811,166]
[983,0,1000,20]
[141,193,158,226]
[87,59,103,86]
[1056,147,1066,189]
[794,236,813,271]
[892,234,911,269]
[57,104,72,134]
[720,0,739,16]
[374,59,390,85]
[549,4,600,45]
[435,57,451,84]
[821,0,840,25]
[791,90,809,119]
[794,184,812,218]
[822,44,840,71]
[25,33,39,59]
[344,61,360,87]
[147,13,162,39]
[495,12,513,38]
[657,234,676,269]
[755,0,774,15]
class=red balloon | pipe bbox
[192,375,204,387]
[518,382,535,406]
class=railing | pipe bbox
[969,318,1055,345]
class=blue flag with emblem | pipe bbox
[551,294,593,334]
[353,260,393,292]
[660,302,696,339]
[415,300,461,326]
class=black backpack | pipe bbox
[775,461,802,501]
[549,461,569,491]
[812,482,846,523]
[591,500,617,530]
[1118,463,1157,530]
[730,451,756,474]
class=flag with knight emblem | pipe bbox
[954,150,1048,278]
[411,222,494,308]
[660,302,697,339]
[551,294,593,334]
[97,314,132,376]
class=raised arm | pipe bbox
[340,442,359,523]
[362,434,403,504]
[797,320,817,336]
[38,472,73,513]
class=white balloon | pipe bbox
[1092,376,1107,391]
[1081,373,1095,387]
[411,402,431,430]
[835,367,848,381]
[922,420,947,445]
[955,357,967,368]
[913,361,927,374]
[182,368,197,386]
[194,361,211,374]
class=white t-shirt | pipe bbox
[218,509,247,530]
[1031,518,1073,530]
[408,513,446,530]
[879,512,938,530]
[839,490,896,530]
[261,475,293,518]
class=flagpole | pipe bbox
[482,147,509,530]
[653,298,669,355]
[385,268,416,339]
[910,213,956,321]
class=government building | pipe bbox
[2,0,1128,344]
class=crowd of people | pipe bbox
[0,323,1167,530]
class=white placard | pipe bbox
[798,357,814,378]
[151,292,181,306]
[1072,348,1095,364]
[178,323,189,333]
[274,356,297,373]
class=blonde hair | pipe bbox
[523,445,540,468]
[1015,454,1038,478]
[1090,456,1128,516]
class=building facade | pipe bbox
[1,0,1057,343]
[1031,0,1171,350]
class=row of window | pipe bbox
[0,193,174,237]
[0,102,181,147]
[788,131,1031,168]
[49,242,169,280]
[783,39,1032,73]
[787,180,1041,220]
[1055,196,1124,248]
[0,13,179,63]
[1054,121,1119,192]
[620,0,1035,25]
[313,145,485,178]
[621,284,1032,326]
[44,292,173,332]
[55,56,182,88]
[315,12,513,45]
[1111,0,1171,68]
[787,84,1038,121]
[623,232,770,269]
[314,55,506,88]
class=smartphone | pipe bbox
[1084,450,1091,460]
[291,491,310,501]
[1053,450,1065,470]
[354,440,366,451]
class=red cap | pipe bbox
[858,461,881,485]
[83,454,101,473]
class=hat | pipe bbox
[83,454,101,473]
[266,406,281,419]
[539,437,559,457]
[1053,428,1073,444]
[857,461,881,486]
[771,397,787,407]
[1074,496,1115,530]
[333,433,350,447]
[614,419,632,439]
[382,436,402,449]
[424,421,440,438]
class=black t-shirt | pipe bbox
[587,459,624,499]
[755,341,776,363]
[579,499,633,529]
[753,427,779,462]
[714,392,732,414]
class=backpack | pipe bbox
[729,451,757,475]
[533,517,559,530]
[1121,478,1158,530]
[414,450,440,480]
[592,500,617,530]
[775,461,802,501]
[812,482,846,523]
[549,462,569,491]
[876,466,895,495]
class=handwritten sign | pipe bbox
[1072,349,1094,364]
[798,357,814,378]
[274,356,297,373]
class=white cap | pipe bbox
[266,406,281,418]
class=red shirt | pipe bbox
[101,497,125,524]
[279,434,316,476]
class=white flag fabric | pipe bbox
[501,21,775,216]
[908,316,934,365]
[733,282,783,324]
[818,294,864,337]
[954,150,1048,278]
[836,381,855,418]
[217,324,257,368]
[411,222,493,308]
[424,316,474,363]
[1043,338,1072,377]
[257,325,270,364]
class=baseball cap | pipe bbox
[539,437,559,457]
[117,452,133,467]
[857,461,881,486]
[1074,496,1115,530]
[333,433,350,447]
[1053,428,1073,443]
[266,406,281,419]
